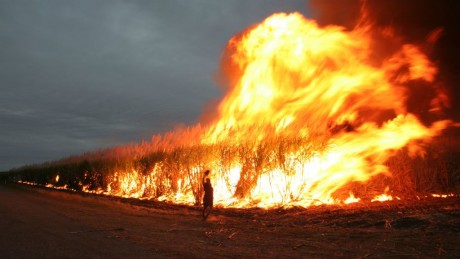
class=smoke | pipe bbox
[309,0,360,30]
[308,0,460,151]
[309,0,460,121]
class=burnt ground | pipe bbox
[0,183,459,258]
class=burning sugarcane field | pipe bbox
[1,0,459,258]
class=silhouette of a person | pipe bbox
[202,170,213,220]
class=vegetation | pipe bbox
[7,134,460,205]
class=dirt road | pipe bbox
[0,183,459,258]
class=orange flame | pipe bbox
[197,13,449,206]
[344,192,360,204]
[100,12,449,207]
[33,12,452,208]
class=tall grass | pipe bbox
[8,134,460,205]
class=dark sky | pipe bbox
[0,0,309,171]
[2,1,459,172]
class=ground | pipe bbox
[0,183,459,258]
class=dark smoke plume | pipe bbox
[309,0,460,147]
[310,0,459,118]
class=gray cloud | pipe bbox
[0,0,308,170]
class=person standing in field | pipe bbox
[202,170,213,220]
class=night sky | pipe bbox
[0,1,308,171]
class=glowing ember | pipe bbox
[431,193,455,198]
[372,194,395,202]
[344,193,361,204]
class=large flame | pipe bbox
[32,12,452,208]
[204,13,440,142]
[197,13,449,206]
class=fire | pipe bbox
[344,193,360,204]
[371,187,400,202]
[371,194,393,202]
[431,193,455,198]
[22,12,453,208]
[197,12,449,207]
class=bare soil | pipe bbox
[0,183,459,258]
